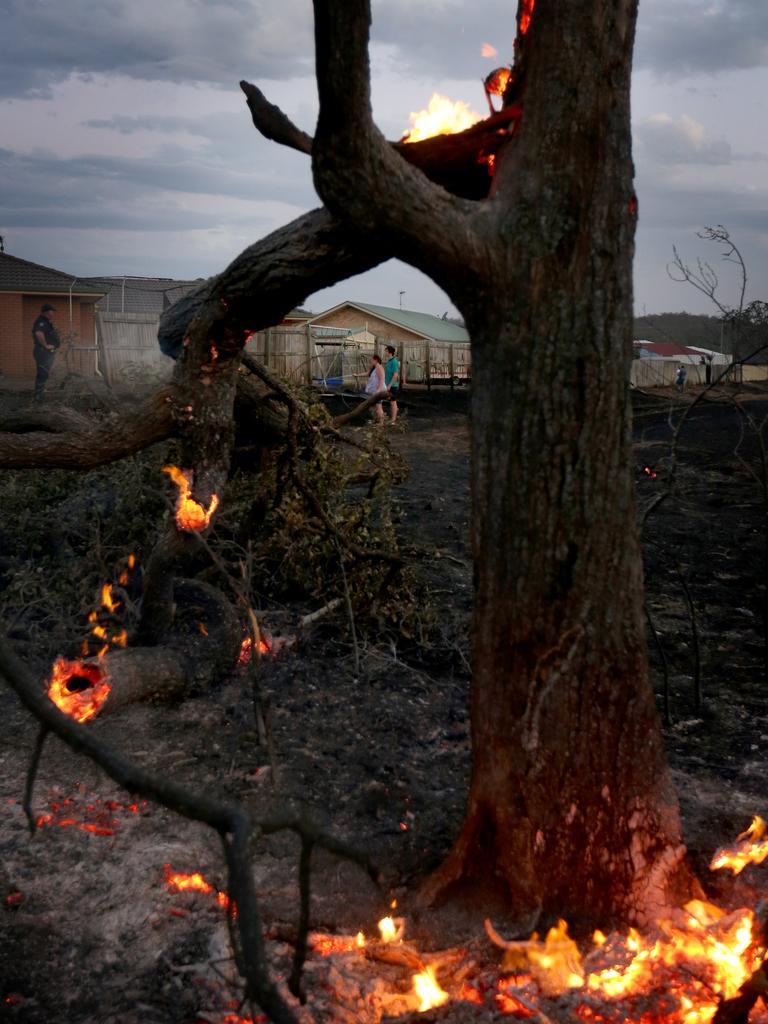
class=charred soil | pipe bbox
[0,383,767,1023]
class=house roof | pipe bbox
[82,276,204,315]
[311,301,469,343]
[0,252,105,297]
[634,341,701,358]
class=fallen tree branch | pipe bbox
[0,387,176,469]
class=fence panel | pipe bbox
[96,311,172,386]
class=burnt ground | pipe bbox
[0,382,767,1022]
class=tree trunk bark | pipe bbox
[419,0,691,928]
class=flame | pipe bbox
[519,0,535,35]
[162,465,219,532]
[402,93,482,143]
[528,920,585,995]
[101,583,119,613]
[117,553,136,586]
[586,901,758,1017]
[47,657,111,722]
[481,42,498,58]
[378,916,402,943]
[413,966,449,1012]
[710,816,768,875]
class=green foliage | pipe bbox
[0,443,174,665]
[221,421,431,639]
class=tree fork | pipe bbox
[310,0,694,926]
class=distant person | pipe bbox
[706,355,713,385]
[675,363,687,393]
[384,344,400,424]
[31,303,60,402]
[364,353,386,422]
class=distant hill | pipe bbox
[633,312,726,352]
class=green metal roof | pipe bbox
[318,301,469,343]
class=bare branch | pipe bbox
[311,0,480,285]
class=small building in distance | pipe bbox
[0,251,105,383]
[308,300,470,384]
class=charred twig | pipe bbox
[288,837,313,1001]
[22,723,49,835]
[645,603,671,725]
[675,564,702,710]
[336,539,360,677]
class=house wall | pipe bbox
[0,293,99,381]
[0,292,26,377]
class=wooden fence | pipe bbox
[96,311,171,386]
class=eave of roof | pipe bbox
[310,300,469,343]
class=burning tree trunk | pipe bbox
[310,0,692,926]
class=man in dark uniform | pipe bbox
[31,303,60,402]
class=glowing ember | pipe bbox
[47,657,111,722]
[402,93,482,143]
[163,864,233,914]
[238,636,271,664]
[481,42,498,58]
[33,791,148,836]
[484,66,512,98]
[162,465,219,532]
[710,816,768,874]
[413,966,449,1012]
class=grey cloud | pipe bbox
[0,143,317,236]
[635,114,732,166]
[636,0,768,76]
[369,0,514,81]
[0,0,314,98]
[83,115,199,134]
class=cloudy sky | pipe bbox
[1,0,766,318]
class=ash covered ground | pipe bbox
[0,383,767,1023]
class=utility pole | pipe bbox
[399,290,405,309]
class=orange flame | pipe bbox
[413,966,449,1012]
[162,466,219,532]
[47,658,111,722]
[586,901,757,1014]
[402,93,482,143]
[528,920,585,996]
[520,0,535,35]
[481,42,498,58]
[710,816,768,875]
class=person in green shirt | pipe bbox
[384,345,400,424]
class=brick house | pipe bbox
[0,252,105,382]
[309,300,470,383]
